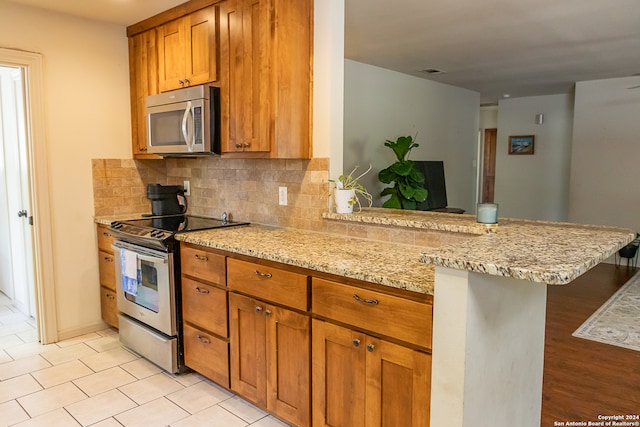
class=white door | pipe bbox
[0,65,36,317]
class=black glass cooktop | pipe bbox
[121,215,248,233]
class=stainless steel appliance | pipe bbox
[110,214,247,373]
[146,84,221,155]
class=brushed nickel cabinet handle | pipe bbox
[104,256,113,263]
[353,294,378,305]
[367,343,375,352]
[197,335,210,344]
[184,78,190,85]
[235,143,242,149]
[254,270,272,278]
[106,293,115,300]
[243,142,250,148]
[194,254,208,261]
[265,309,271,317]
[195,287,209,294]
[102,231,112,237]
[255,306,263,313]
[353,339,360,347]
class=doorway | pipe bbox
[0,48,57,344]
[0,65,36,317]
[481,128,497,203]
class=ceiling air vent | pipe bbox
[421,68,446,75]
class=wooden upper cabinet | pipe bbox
[128,28,160,158]
[219,0,312,158]
[157,5,218,92]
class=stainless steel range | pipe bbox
[109,214,247,373]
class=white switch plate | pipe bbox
[278,186,288,206]
[183,180,191,196]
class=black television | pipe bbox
[414,161,465,213]
[414,161,447,210]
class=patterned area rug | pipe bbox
[573,271,640,351]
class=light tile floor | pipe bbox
[0,292,289,427]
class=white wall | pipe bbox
[494,94,574,221]
[0,1,132,338]
[569,76,640,232]
[343,60,480,212]
[313,0,343,178]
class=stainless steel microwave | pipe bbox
[146,84,220,155]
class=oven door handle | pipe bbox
[135,253,168,264]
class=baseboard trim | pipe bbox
[57,321,111,342]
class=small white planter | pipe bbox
[334,189,356,214]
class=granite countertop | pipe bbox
[324,208,636,285]
[95,208,635,294]
[177,225,435,294]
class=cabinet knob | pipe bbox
[184,78,190,86]
[255,306,263,313]
[235,143,242,149]
[106,293,115,300]
[140,146,147,152]
[254,270,273,278]
[102,231,112,237]
[104,256,113,263]
[265,309,271,317]
[194,254,208,261]
[195,287,210,294]
[353,294,379,305]
[353,339,360,347]
[367,343,375,352]
[179,79,185,86]
[197,335,211,344]
[243,142,250,148]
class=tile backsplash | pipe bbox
[92,157,330,231]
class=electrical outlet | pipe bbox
[278,186,288,206]
[183,180,191,196]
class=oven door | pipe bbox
[113,241,176,337]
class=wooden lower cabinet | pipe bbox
[99,286,118,328]
[96,225,118,328]
[183,323,230,386]
[229,292,310,427]
[312,319,432,427]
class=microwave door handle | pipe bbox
[181,101,194,152]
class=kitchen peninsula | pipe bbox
[96,208,633,426]
[174,208,634,427]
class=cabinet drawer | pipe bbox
[183,323,230,387]
[181,244,226,286]
[97,225,116,253]
[98,250,116,291]
[182,277,227,337]
[311,278,433,349]
[100,286,118,328]
[227,258,308,311]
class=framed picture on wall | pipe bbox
[508,135,535,155]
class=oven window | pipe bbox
[125,261,159,313]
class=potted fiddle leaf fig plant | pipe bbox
[332,165,373,214]
[378,135,428,210]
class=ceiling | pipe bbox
[7,0,640,104]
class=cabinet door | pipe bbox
[365,338,431,427]
[183,323,230,387]
[100,286,118,328]
[157,18,186,92]
[266,305,310,427]
[312,319,366,427]
[185,5,218,86]
[220,0,270,154]
[229,292,266,406]
[98,250,115,291]
[129,28,159,157]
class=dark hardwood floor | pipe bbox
[541,263,640,426]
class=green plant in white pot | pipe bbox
[332,165,373,214]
